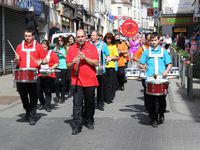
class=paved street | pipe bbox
[1,75,200,150]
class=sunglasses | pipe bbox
[58,39,63,42]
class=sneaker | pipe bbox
[151,121,158,128]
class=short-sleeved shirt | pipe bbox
[38,50,59,78]
[139,45,172,78]
[66,41,99,87]
[16,40,46,68]
[134,44,150,60]
[53,46,67,69]
[117,41,128,67]
[106,44,119,68]
[94,40,110,73]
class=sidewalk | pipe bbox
[0,74,20,110]
[168,77,200,119]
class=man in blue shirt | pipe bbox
[139,32,172,128]
[91,30,110,111]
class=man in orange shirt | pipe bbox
[66,29,99,135]
[133,33,151,111]
[115,34,128,91]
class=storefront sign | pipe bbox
[162,0,194,14]
[161,17,194,25]
[121,20,138,37]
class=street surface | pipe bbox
[1,75,200,150]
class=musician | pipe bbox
[53,36,68,104]
[66,29,99,135]
[139,32,172,128]
[103,33,119,104]
[38,40,59,112]
[133,33,151,111]
[15,26,46,125]
[115,34,128,91]
[91,30,110,111]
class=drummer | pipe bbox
[139,32,172,128]
[37,40,59,112]
[133,33,151,111]
[15,26,46,125]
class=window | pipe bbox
[118,7,122,15]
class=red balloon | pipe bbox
[121,20,139,37]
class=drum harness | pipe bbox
[21,40,36,68]
[148,46,164,79]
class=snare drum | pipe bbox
[125,67,140,80]
[139,69,146,79]
[146,78,169,96]
[167,67,179,79]
[14,68,37,83]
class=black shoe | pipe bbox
[72,126,82,135]
[60,97,66,103]
[54,97,59,104]
[98,106,104,111]
[45,107,51,112]
[120,86,124,91]
[85,123,94,130]
[28,117,36,126]
[38,105,45,110]
[151,121,158,128]
[105,100,113,104]
[159,114,165,124]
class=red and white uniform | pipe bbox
[38,50,59,78]
[16,40,46,68]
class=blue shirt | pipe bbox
[139,45,172,78]
[53,46,67,69]
[94,41,110,73]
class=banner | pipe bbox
[121,20,138,37]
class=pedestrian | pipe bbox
[91,30,110,111]
[15,26,46,125]
[139,32,172,128]
[103,32,119,104]
[66,29,99,135]
[37,40,59,112]
[53,36,68,104]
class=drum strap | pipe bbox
[149,46,164,75]
[22,40,36,68]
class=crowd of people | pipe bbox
[14,25,175,135]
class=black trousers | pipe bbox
[97,74,105,107]
[117,66,125,88]
[17,82,38,118]
[55,69,67,99]
[104,68,117,102]
[72,85,96,127]
[147,94,166,121]
[38,77,54,107]
[142,79,148,109]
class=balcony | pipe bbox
[111,0,132,5]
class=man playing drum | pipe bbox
[139,32,172,128]
[15,26,46,125]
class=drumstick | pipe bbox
[30,55,37,62]
[7,40,17,54]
